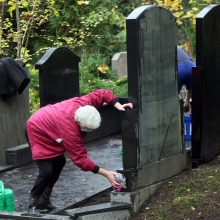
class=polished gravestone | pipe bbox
[119,5,186,191]
[36,46,80,107]
[192,4,220,164]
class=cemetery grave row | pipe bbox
[0,3,219,220]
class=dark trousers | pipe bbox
[25,125,66,198]
[31,155,66,198]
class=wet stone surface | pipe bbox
[0,134,123,212]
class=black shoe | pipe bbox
[37,202,56,211]
[37,187,56,211]
[27,195,38,213]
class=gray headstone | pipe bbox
[112,52,128,78]
[0,89,29,165]
[36,46,80,107]
[65,202,130,218]
[192,4,220,163]
[120,5,186,191]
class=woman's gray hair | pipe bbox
[74,105,101,131]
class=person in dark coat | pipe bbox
[26,89,133,212]
[177,47,196,112]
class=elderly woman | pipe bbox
[26,89,133,212]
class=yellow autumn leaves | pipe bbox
[77,0,90,5]
[154,0,213,24]
[156,0,182,9]
[97,65,109,74]
[152,0,215,54]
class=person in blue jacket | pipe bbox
[177,47,196,112]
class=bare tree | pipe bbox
[16,0,22,59]
[22,0,37,55]
[0,2,4,29]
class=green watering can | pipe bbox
[0,181,15,212]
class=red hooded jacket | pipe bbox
[26,89,116,172]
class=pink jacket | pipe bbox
[26,89,116,172]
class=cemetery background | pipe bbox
[1,1,220,220]
[1,0,219,113]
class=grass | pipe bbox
[133,155,220,220]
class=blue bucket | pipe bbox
[184,114,192,141]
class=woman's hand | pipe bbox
[98,168,120,188]
[114,102,133,111]
[183,89,191,112]
[183,101,191,112]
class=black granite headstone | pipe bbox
[119,5,186,191]
[192,4,220,163]
[35,46,80,107]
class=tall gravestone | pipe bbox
[119,5,186,191]
[192,4,220,163]
[35,46,80,107]
[0,90,29,165]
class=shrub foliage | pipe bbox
[0,0,219,112]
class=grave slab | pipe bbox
[67,209,131,220]
[5,144,32,167]
[0,211,71,220]
[65,202,130,218]
[110,182,162,213]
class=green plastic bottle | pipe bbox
[0,181,15,212]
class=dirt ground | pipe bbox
[133,155,220,220]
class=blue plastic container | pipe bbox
[184,114,192,141]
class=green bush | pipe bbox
[79,53,128,96]
[28,52,128,113]
[29,68,40,114]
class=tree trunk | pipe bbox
[0,2,4,29]
[16,0,21,59]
